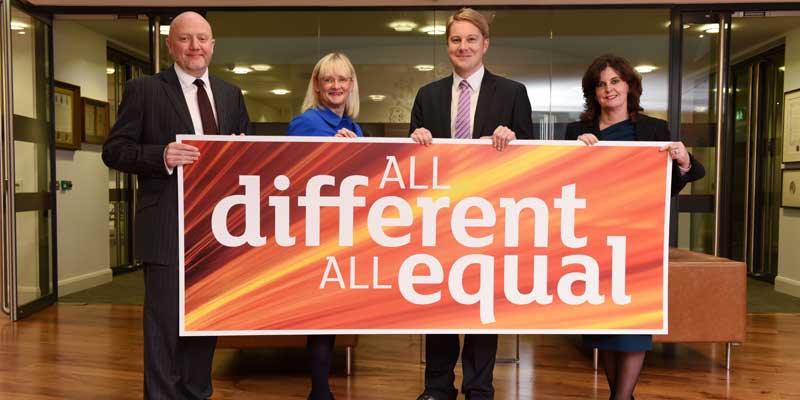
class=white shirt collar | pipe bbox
[453,65,485,92]
[173,63,210,91]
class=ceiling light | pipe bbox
[699,34,704,38]
[369,94,386,102]
[159,25,170,36]
[250,64,272,72]
[701,24,719,34]
[241,90,249,95]
[779,66,786,72]
[414,64,435,72]
[106,67,116,75]
[231,66,252,75]
[634,65,657,74]
[419,25,445,35]
[271,89,290,95]
[389,21,417,32]
[17,31,26,35]
[683,24,691,29]
[10,21,28,31]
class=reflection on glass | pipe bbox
[11,8,36,119]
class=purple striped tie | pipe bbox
[454,80,471,139]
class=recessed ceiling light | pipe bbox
[251,64,272,72]
[419,25,445,35]
[10,21,28,31]
[241,90,249,95]
[701,24,719,34]
[369,94,386,102]
[159,25,170,36]
[388,21,417,32]
[414,64,435,72]
[699,34,705,38]
[231,66,252,75]
[271,89,290,95]
[634,65,657,74]
[106,67,116,75]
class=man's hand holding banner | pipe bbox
[177,137,671,336]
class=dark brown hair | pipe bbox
[580,54,643,123]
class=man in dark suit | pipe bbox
[409,8,533,400]
[102,11,250,400]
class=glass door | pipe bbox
[1,1,56,320]
[675,11,730,255]
[727,47,784,279]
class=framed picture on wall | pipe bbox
[81,97,110,145]
[783,88,800,162]
[782,169,800,208]
[54,81,81,150]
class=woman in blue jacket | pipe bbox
[288,52,363,138]
[288,52,362,400]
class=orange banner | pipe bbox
[177,136,671,336]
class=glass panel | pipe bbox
[11,7,55,310]
[677,13,721,254]
[15,210,53,306]
[205,8,669,139]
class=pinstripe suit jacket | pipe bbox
[102,66,251,266]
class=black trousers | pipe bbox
[424,334,498,400]
[143,263,217,400]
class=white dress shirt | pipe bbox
[173,63,218,135]
[165,64,218,174]
[450,65,484,138]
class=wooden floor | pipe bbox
[1,304,799,399]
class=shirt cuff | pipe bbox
[164,147,174,175]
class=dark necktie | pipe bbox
[193,79,218,135]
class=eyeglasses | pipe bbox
[320,76,352,85]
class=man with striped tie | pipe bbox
[409,7,533,400]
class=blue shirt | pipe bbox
[286,107,364,137]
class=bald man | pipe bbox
[103,11,250,399]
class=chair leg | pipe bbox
[593,347,598,370]
[726,342,731,371]
[347,346,353,376]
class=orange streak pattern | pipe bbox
[181,139,669,333]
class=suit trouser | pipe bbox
[144,263,217,400]
[424,334,498,400]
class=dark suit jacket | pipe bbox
[564,114,705,196]
[409,69,533,139]
[102,66,250,266]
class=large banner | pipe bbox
[177,136,671,336]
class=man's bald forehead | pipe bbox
[169,11,213,37]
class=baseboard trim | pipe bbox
[775,275,800,299]
[58,268,113,297]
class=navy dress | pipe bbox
[581,119,653,352]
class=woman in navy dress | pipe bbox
[565,54,705,400]
[287,52,363,400]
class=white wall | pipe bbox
[53,20,112,295]
[776,27,800,298]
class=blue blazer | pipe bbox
[287,107,363,137]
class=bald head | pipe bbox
[166,11,215,77]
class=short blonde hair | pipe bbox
[301,52,360,119]
[446,8,490,40]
